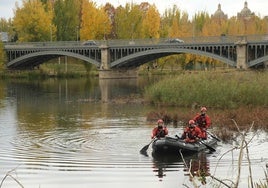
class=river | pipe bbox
[0,77,267,188]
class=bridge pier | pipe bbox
[235,39,248,69]
[99,43,138,78]
[100,44,110,69]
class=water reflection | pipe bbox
[185,152,210,184]
[152,151,210,184]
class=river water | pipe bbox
[0,77,267,188]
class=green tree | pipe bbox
[114,3,143,39]
[0,18,10,32]
[53,0,80,41]
[13,0,55,42]
[193,11,209,37]
[0,18,14,41]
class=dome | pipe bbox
[240,2,251,16]
[238,1,254,18]
[212,4,227,19]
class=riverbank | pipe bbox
[144,70,268,108]
[143,70,268,139]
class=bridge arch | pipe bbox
[7,50,100,69]
[248,55,268,68]
[110,48,236,68]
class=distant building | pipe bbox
[0,32,8,42]
[212,4,227,20]
[237,1,254,19]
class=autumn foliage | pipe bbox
[0,0,266,43]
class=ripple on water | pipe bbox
[1,115,267,188]
[1,125,150,173]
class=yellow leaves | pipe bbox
[142,5,160,38]
[170,17,179,38]
[185,54,193,64]
[13,0,54,42]
[80,0,111,40]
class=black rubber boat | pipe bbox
[152,135,218,155]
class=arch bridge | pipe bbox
[3,35,268,78]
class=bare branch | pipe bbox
[0,167,24,188]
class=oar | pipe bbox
[140,138,156,154]
[200,140,216,152]
[140,129,164,154]
[206,130,221,142]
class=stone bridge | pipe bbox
[3,35,268,78]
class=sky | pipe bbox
[0,0,267,20]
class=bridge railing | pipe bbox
[4,41,85,48]
[99,34,268,46]
[102,36,229,46]
[3,34,268,48]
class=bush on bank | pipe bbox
[144,70,268,109]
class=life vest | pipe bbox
[152,127,168,138]
[184,127,200,139]
[196,115,207,128]
[186,130,198,139]
[156,129,166,137]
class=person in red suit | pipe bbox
[151,119,168,139]
[193,107,211,139]
[181,120,202,143]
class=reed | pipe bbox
[145,70,268,137]
[209,121,268,188]
[144,71,268,108]
[180,121,268,188]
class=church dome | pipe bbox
[238,1,254,18]
[213,4,227,19]
[240,2,251,16]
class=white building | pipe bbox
[0,32,8,42]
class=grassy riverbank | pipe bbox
[144,70,268,134]
[144,70,268,108]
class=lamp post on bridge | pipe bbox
[50,24,52,42]
[76,25,79,42]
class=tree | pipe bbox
[193,11,210,37]
[114,3,143,39]
[178,12,192,37]
[142,4,160,38]
[103,3,116,39]
[170,15,180,38]
[227,17,241,35]
[53,0,81,41]
[0,18,10,32]
[13,0,55,42]
[80,0,111,40]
